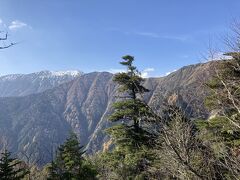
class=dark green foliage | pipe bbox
[99,55,157,179]
[112,55,149,99]
[109,55,156,138]
[48,132,97,180]
[197,117,240,145]
[106,124,156,151]
[197,51,240,179]
[95,149,153,180]
[203,54,240,148]
[0,149,28,180]
[205,57,240,117]
[109,99,155,124]
[109,55,154,132]
[102,124,155,179]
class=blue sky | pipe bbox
[0,0,239,77]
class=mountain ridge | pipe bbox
[0,61,216,165]
[0,70,83,97]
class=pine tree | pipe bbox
[0,149,28,180]
[102,55,156,179]
[109,55,150,130]
[108,55,155,146]
[48,132,97,180]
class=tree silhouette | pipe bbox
[0,31,15,49]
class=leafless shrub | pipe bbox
[150,102,221,180]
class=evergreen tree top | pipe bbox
[120,55,135,66]
[0,149,28,180]
[48,132,97,179]
[113,55,149,98]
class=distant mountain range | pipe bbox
[0,70,83,97]
[0,62,215,165]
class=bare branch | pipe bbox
[0,31,16,49]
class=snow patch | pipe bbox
[0,74,23,81]
[0,70,83,81]
[50,70,82,77]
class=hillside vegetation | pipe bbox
[1,23,240,180]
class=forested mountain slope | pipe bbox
[0,61,216,165]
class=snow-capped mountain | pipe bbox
[0,70,83,97]
[0,62,214,165]
[34,70,82,78]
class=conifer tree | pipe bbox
[0,149,28,180]
[201,22,240,148]
[197,24,240,178]
[48,132,96,180]
[102,55,156,179]
[109,55,150,130]
[198,52,240,149]
[108,55,155,146]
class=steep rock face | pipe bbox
[86,62,216,152]
[63,72,116,145]
[148,62,215,117]
[0,70,82,97]
[0,62,216,164]
[0,72,116,165]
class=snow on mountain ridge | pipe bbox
[0,70,84,97]
[49,70,82,77]
[0,74,23,81]
[0,70,83,81]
